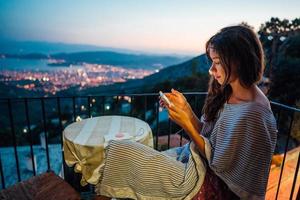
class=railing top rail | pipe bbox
[1,93,299,113]
[0,92,208,100]
[270,101,300,113]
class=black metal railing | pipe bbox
[270,101,300,200]
[0,93,299,199]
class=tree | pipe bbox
[258,17,300,77]
[268,33,300,106]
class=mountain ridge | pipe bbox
[0,40,193,57]
[1,50,190,70]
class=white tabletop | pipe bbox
[63,115,152,147]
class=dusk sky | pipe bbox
[0,0,299,55]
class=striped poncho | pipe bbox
[200,102,277,199]
[96,102,277,200]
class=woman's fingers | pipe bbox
[159,89,186,109]
[167,105,187,128]
[163,89,182,99]
[172,89,187,100]
[167,102,180,114]
[159,98,167,108]
[165,92,176,101]
[171,88,178,95]
[171,89,182,96]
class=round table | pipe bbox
[63,115,153,186]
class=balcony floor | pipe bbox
[266,146,300,200]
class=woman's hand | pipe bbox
[160,89,190,110]
[168,89,193,115]
[168,103,206,158]
[159,89,206,156]
[167,101,193,131]
[159,89,194,128]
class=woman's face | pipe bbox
[208,48,226,85]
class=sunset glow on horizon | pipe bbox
[0,0,299,55]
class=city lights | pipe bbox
[0,63,156,94]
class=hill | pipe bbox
[0,41,191,69]
[51,51,189,69]
[64,54,210,95]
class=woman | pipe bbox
[96,25,277,200]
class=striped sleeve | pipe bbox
[200,135,212,163]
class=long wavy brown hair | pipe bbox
[202,25,265,122]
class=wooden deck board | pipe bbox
[0,172,80,200]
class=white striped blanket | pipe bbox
[95,141,206,200]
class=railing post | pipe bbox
[155,101,159,150]
[8,99,21,182]
[289,152,300,199]
[41,98,51,171]
[275,112,294,200]
[57,97,67,179]
[72,96,76,122]
[168,119,171,149]
[88,96,91,118]
[144,96,147,121]
[179,129,183,146]
[0,152,5,189]
[130,96,135,116]
[102,96,105,114]
[24,98,36,176]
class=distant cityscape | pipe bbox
[0,63,158,95]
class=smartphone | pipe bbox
[159,91,172,106]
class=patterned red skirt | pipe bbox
[192,167,239,200]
